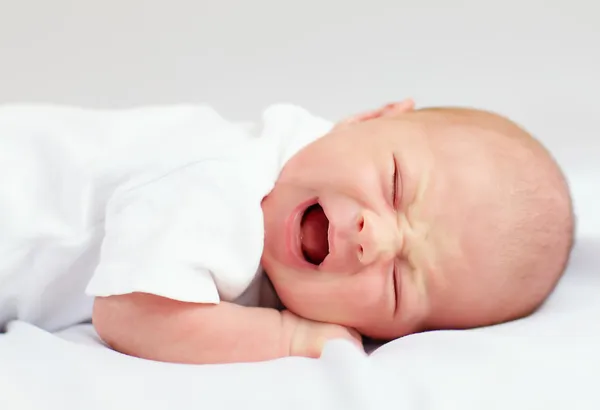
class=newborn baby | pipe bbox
[0,100,574,364]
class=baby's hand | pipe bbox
[282,310,364,358]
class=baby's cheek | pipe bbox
[351,273,388,311]
[269,263,387,326]
[270,273,330,318]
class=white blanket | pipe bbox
[0,174,597,410]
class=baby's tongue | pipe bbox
[300,205,329,265]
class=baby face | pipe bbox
[261,111,513,339]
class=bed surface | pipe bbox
[1,0,599,409]
[0,174,597,410]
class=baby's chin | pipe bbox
[271,282,430,341]
[304,305,425,341]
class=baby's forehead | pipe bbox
[415,107,532,141]
[412,113,537,164]
[333,108,531,171]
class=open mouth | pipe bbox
[300,203,330,266]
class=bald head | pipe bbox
[414,107,575,329]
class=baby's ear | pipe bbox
[336,99,415,127]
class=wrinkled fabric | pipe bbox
[0,103,332,331]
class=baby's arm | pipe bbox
[93,293,362,364]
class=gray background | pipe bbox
[0,0,598,171]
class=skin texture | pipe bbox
[93,100,575,363]
[262,102,574,340]
[93,293,361,364]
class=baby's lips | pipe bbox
[327,223,336,259]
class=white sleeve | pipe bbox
[85,162,265,304]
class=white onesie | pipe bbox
[0,103,332,331]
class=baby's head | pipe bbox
[261,101,574,340]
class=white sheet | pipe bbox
[1,1,599,409]
[0,174,597,410]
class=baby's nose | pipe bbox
[356,210,402,266]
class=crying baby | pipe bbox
[0,99,574,364]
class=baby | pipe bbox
[0,99,574,364]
